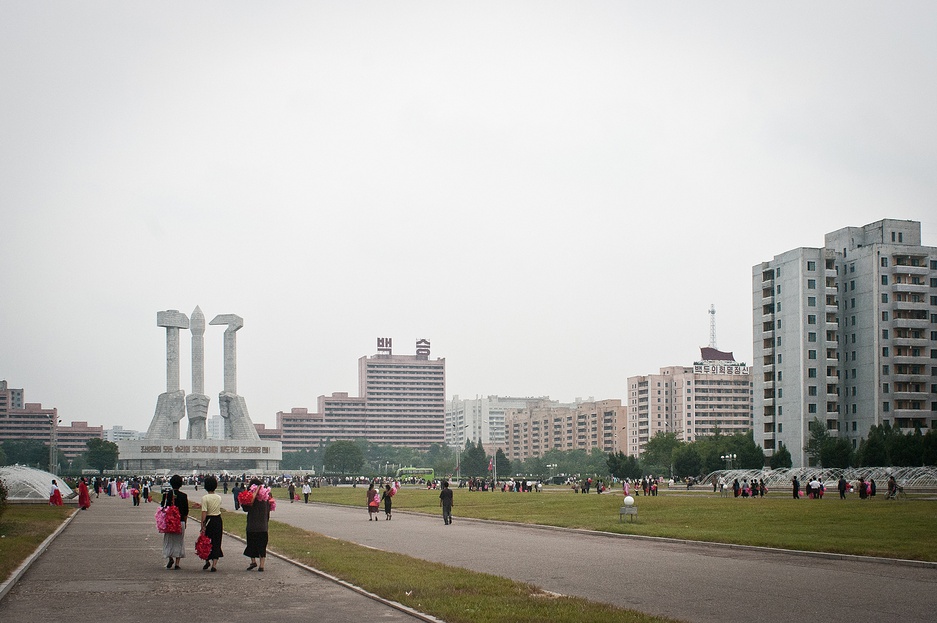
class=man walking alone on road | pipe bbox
[439,480,454,525]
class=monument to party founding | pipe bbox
[117,307,282,473]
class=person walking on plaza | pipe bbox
[288,480,295,503]
[439,480,454,525]
[242,478,270,572]
[366,482,380,521]
[199,475,224,572]
[161,475,188,570]
[78,477,91,510]
[302,481,311,504]
[792,476,801,499]
[838,476,848,499]
[381,483,393,520]
[231,481,243,511]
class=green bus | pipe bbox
[395,467,435,483]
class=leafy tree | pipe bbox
[85,438,119,472]
[804,418,829,467]
[1,439,47,467]
[460,440,488,477]
[0,445,6,467]
[494,448,511,478]
[323,440,364,474]
[606,451,642,480]
[769,442,793,469]
[522,455,548,479]
[280,449,321,471]
[820,437,854,469]
[0,476,7,519]
[855,424,889,466]
[587,448,610,476]
[888,427,923,467]
[729,431,766,469]
[642,432,682,472]
[671,444,702,478]
[923,429,937,466]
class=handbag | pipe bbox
[195,533,212,560]
[156,504,182,534]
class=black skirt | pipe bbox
[243,531,268,558]
[204,515,224,559]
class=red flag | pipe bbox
[488,458,493,471]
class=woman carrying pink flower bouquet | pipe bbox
[242,478,271,571]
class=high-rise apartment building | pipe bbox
[446,395,553,448]
[0,380,25,415]
[626,348,753,457]
[753,219,937,467]
[268,338,446,451]
[501,399,626,461]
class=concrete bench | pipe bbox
[619,505,637,522]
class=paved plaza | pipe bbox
[0,494,430,623]
[3,488,936,623]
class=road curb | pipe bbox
[220,528,445,623]
[0,508,81,603]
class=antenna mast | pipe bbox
[708,304,717,349]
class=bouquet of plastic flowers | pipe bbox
[195,533,212,560]
[239,484,276,511]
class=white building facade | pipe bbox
[445,395,552,448]
[753,219,937,467]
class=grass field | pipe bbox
[282,485,937,561]
[0,505,74,583]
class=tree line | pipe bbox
[0,438,120,473]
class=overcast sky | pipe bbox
[2,3,935,434]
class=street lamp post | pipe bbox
[720,453,737,470]
[48,414,61,475]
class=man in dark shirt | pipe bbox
[439,480,454,525]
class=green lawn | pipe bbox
[287,485,937,561]
[0,505,74,583]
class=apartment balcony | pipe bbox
[894,301,930,313]
[763,362,774,374]
[893,318,930,330]
[763,380,775,390]
[762,327,774,338]
[893,355,929,365]
[763,398,775,408]
[893,408,929,420]
[892,282,929,294]
[892,391,930,402]
[891,262,928,275]
[893,336,929,346]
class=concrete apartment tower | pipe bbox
[753,219,937,467]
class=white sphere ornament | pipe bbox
[623,496,635,507]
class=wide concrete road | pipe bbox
[202,491,936,623]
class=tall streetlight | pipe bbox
[720,453,737,470]
[48,414,61,475]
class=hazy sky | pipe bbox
[2,3,935,434]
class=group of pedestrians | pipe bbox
[155,474,270,574]
[731,478,767,497]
